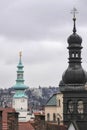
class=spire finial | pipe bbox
[71,8,78,33]
[19,51,22,64]
[19,51,22,59]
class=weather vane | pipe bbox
[71,7,78,19]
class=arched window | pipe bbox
[77,100,84,114]
[53,113,56,122]
[72,53,74,58]
[47,113,50,121]
[68,100,74,113]
[76,53,78,58]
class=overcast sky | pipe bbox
[0,0,87,88]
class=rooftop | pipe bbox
[19,122,35,130]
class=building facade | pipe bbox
[45,92,63,125]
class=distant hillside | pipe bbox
[0,86,59,110]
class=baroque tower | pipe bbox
[59,9,87,130]
[12,52,28,122]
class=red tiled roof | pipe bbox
[19,122,35,130]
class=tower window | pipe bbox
[77,100,84,114]
[68,100,74,113]
[72,53,74,58]
[18,74,23,78]
[76,53,78,58]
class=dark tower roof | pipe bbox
[59,11,87,91]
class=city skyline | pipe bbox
[0,0,87,88]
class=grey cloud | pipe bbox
[0,0,84,40]
[0,0,86,88]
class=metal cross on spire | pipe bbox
[71,7,78,19]
[71,8,78,33]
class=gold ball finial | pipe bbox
[19,51,22,58]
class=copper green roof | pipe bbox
[13,91,28,98]
[13,84,28,90]
[46,93,57,106]
[13,52,28,90]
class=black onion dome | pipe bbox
[59,15,87,88]
[68,33,82,45]
[62,66,87,84]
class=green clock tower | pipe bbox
[12,52,28,122]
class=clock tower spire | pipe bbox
[12,52,28,122]
[13,51,28,90]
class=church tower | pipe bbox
[59,8,87,130]
[12,52,28,122]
